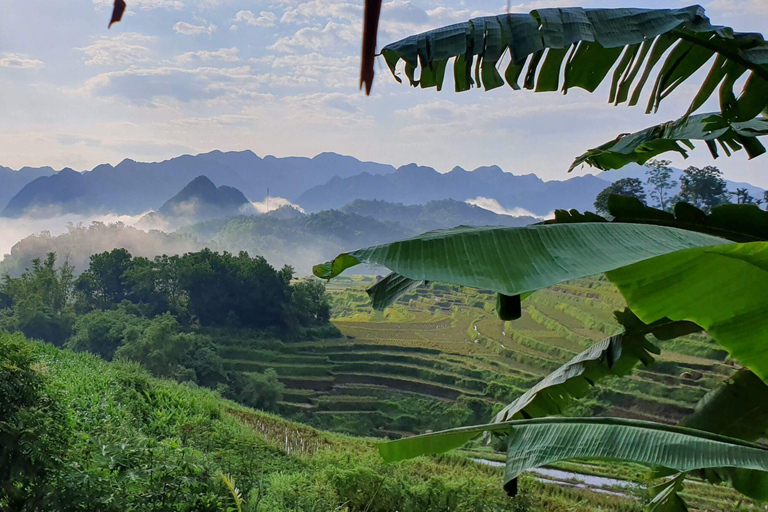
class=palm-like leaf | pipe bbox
[381,7,768,120]
[607,242,768,381]
[379,416,768,497]
[313,223,727,292]
[570,113,768,171]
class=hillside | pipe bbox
[138,176,256,229]
[341,199,536,231]
[1,151,394,218]
[297,164,610,216]
[2,332,650,511]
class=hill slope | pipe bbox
[138,176,257,229]
[1,332,641,512]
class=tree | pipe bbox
[732,187,760,205]
[676,166,730,212]
[0,253,76,345]
[644,160,677,211]
[593,178,646,216]
[75,249,133,310]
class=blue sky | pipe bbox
[1,0,767,185]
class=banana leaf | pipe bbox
[569,114,768,171]
[378,416,768,497]
[313,223,728,292]
[380,6,768,123]
[606,242,768,382]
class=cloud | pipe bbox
[0,53,44,69]
[466,197,549,219]
[76,33,155,66]
[173,21,216,35]
[91,0,183,10]
[233,10,277,27]
[280,0,360,24]
[254,53,357,88]
[83,65,260,105]
[708,0,768,17]
[175,47,240,64]
[249,197,305,214]
[269,21,357,53]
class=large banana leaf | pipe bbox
[570,113,768,171]
[313,223,727,293]
[663,369,768,502]
[606,242,768,382]
[381,7,768,122]
[492,330,659,423]
[501,418,768,496]
[378,416,768,495]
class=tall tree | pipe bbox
[593,178,646,216]
[733,188,759,205]
[676,166,730,212]
[644,160,677,211]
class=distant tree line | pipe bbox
[593,160,767,215]
[0,249,335,412]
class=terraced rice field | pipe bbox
[216,274,752,510]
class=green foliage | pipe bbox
[66,305,149,360]
[594,178,646,216]
[645,160,677,211]
[0,253,75,345]
[1,333,541,512]
[674,165,730,212]
[0,333,69,510]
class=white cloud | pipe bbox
[466,197,549,219]
[76,33,155,66]
[269,21,357,53]
[708,0,768,17]
[0,53,44,69]
[280,0,360,24]
[175,47,240,64]
[83,65,261,105]
[254,53,357,88]
[249,197,305,214]
[91,0,184,10]
[173,21,216,35]
[233,10,277,27]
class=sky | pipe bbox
[1,0,767,185]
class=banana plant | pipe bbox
[377,6,768,167]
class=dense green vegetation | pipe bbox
[2,331,652,512]
[0,248,335,413]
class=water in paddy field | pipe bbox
[471,458,636,497]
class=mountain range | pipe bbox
[2,151,765,219]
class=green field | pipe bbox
[216,275,755,511]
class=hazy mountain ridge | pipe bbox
[0,151,395,218]
[297,164,611,216]
[138,176,257,230]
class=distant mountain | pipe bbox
[297,164,611,216]
[0,165,58,212]
[1,151,395,218]
[138,176,256,230]
[341,199,536,232]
